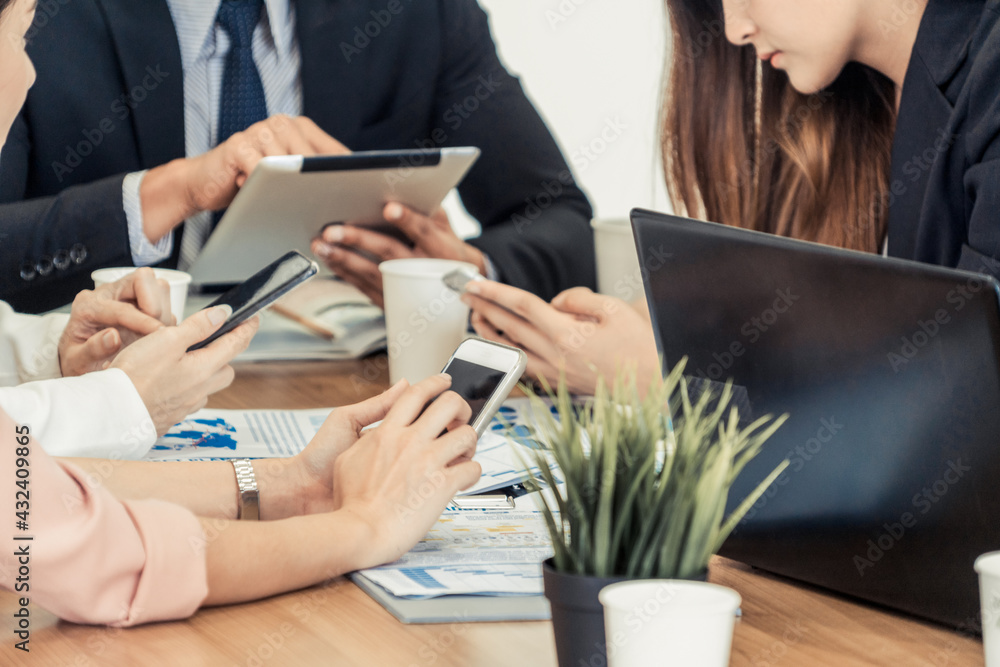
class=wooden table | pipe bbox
[0,359,986,666]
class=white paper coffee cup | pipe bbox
[92,267,192,323]
[591,217,642,299]
[977,551,1000,667]
[379,258,477,384]
[600,580,741,667]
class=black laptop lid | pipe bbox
[632,208,1000,629]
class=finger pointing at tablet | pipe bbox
[140,115,350,244]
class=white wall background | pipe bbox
[446,0,671,236]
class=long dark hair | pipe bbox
[661,0,897,252]
[0,0,14,17]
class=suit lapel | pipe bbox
[95,0,186,168]
[296,0,367,143]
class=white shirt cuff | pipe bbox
[0,302,69,385]
[124,171,174,266]
[0,368,157,459]
[482,253,500,281]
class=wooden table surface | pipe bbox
[0,358,986,666]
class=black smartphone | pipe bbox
[187,250,319,352]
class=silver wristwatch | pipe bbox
[231,459,260,521]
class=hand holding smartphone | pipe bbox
[187,251,319,352]
[442,266,485,295]
[440,337,527,436]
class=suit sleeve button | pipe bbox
[19,262,36,281]
[36,256,54,277]
[70,244,88,264]
[54,250,71,270]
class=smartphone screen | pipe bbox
[442,357,507,425]
[188,251,317,351]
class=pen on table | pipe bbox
[448,495,515,510]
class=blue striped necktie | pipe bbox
[216,0,268,144]
[210,0,268,231]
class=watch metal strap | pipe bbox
[232,459,260,521]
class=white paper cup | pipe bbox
[378,259,477,384]
[599,580,741,667]
[92,267,192,323]
[977,552,1000,667]
[591,217,642,298]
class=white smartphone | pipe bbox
[441,337,527,436]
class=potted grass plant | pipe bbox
[514,359,789,667]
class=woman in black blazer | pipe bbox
[660,0,1000,280]
[464,0,1000,395]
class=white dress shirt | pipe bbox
[126,0,303,268]
[0,302,157,458]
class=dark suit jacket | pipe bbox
[888,0,1000,281]
[0,0,594,313]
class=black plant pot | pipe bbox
[542,558,709,667]
[542,559,630,667]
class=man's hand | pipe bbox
[111,306,259,435]
[311,203,487,308]
[141,115,350,243]
[58,267,174,377]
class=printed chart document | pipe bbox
[357,509,554,598]
[145,400,560,495]
[145,409,332,461]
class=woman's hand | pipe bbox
[111,306,259,435]
[331,374,482,568]
[260,379,412,519]
[462,281,660,395]
[58,267,174,377]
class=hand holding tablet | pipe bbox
[186,147,480,287]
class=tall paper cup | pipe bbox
[977,551,1000,666]
[92,267,192,322]
[591,218,642,298]
[599,580,741,667]
[379,259,477,384]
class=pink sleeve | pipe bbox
[0,410,209,626]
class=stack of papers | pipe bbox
[148,397,566,621]
[356,508,554,598]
